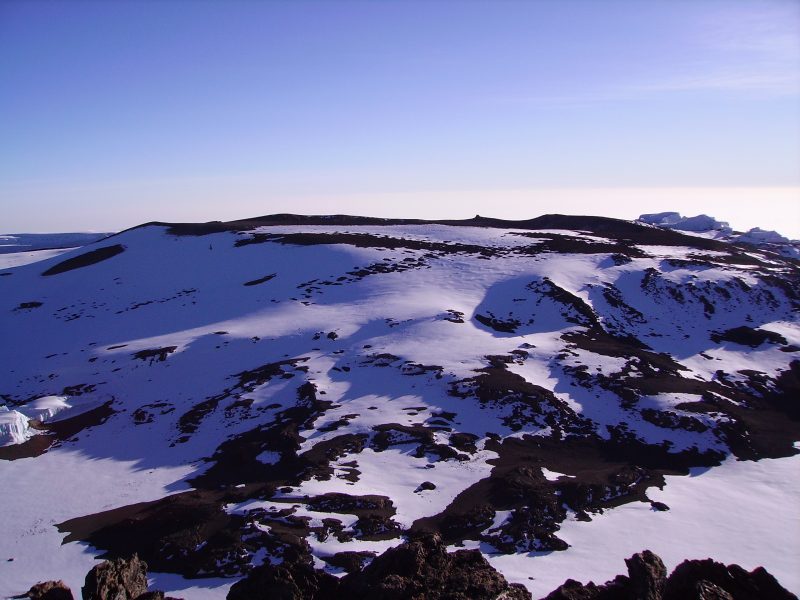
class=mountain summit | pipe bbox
[1,214,798,598]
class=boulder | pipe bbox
[625,550,667,600]
[82,555,149,600]
[663,558,797,600]
[321,550,376,574]
[226,555,340,600]
[542,551,797,600]
[226,533,531,600]
[22,580,74,600]
[337,532,531,599]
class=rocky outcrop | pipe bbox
[19,580,74,600]
[542,550,797,600]
[226,533,531,600]
[663,558,797,600]
[80,555,181,600]
[625,550,667,600]
[225,552,339,600]
[82,555,148,600]
[338,532,531,599]
[24,547,798,600]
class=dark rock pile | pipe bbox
[19,546,797,600]
[227,532,532,600]
[543,550,797,600]
[18,580,73,600]
[19,555,182,600]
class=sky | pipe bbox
[1,0,799,236]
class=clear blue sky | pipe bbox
[1,0,799,235]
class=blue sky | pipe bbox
[1,0,799,235]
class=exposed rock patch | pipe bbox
[226,552,339,600]
[41,245,125,276]
[18,580,74,599]
[82,555,148,600]
[711,326,788,348]
[132,347,177,363]
[14,301,43,310]
[243,273,276,286]
[542,550,797,600]
[226,532,531,600]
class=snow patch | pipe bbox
[490,453,800,597]
[541,467,574,481]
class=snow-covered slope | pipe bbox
[1,214,798,598]
[0,232,116,270]
[0,232,113,254]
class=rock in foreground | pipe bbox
[80,555,181,600]
[226,533,531,600]
[82,555,148,600]
[19,580,74,600]
[543,550,797,600]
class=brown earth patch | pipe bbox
[711,326,788,348]
[42,245,125,276]
[243,273,276,287]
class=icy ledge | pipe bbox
[0,396,71,446]
[638,211,800,258]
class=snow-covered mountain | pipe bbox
[1,214,798,599]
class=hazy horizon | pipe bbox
[2,186,800,239]
[2,1,798,236]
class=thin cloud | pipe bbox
[634,71,800,95]
[489,2,799,106]
[655,2,800,95]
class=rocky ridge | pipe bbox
[1,213,798,597]
[21,544,797,600]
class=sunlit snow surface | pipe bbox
[0,247,75,269]
[0,222,797,598]
[0,450,196,596]
[486,452,800,597]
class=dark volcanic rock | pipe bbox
[82,555,148,600]
[15,301,43,310]
[321,550,377,574]
[625,550,667,600]
[475,312,521,333]
[243,273,276,286]
[226,533,530,599]
[542,551,797,600]
[542,578,627,599]
[305,493,395,516]
[225,555,339,600]
[337,532,531,599]
[711,326,788,348]
[691,581,734,600]
[57,485,297,579]
[41,244,125,276]
[21,580,74,599]
[663,558,797,600]
[414,481,437,492]
[20,565,181,600]
[132,346,177,363]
